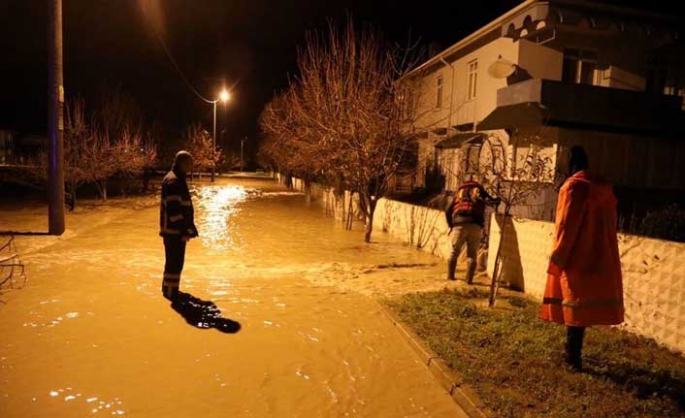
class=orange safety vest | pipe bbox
[540,171,624,327]
[452,181,486,224]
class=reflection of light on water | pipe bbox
[195,186,249,251]
[48,388,125,415]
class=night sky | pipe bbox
[0,0,679,157]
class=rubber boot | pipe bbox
[565,326,585,372]
[465,259,477,285]
[447,258,457,281]
[162,282,179,301]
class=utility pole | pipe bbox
[240,136,246,172]
[48,0,65,235]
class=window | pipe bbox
[562,49,599,85]
[647,57,685,98]
[467,60,478,100]
[489,142,505,176]
[436,76,444,108]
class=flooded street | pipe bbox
[1,177,465,417]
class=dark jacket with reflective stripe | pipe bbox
[159,168,198,238]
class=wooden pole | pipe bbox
[48,0,65,235]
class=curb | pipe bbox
[378,302,495,418]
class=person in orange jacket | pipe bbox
[541,146,624,371]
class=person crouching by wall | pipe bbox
[541,146,624,372]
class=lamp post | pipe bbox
[210,90,230,182]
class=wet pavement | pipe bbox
[1,177,466,417]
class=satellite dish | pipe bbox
[488,57,517,79]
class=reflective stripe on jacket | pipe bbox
[159,169,198,238]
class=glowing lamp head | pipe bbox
[219,90,230,103]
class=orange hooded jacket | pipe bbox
[540,171,624,327]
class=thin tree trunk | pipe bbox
[304,178,312,205]
[97,179,108,200]
[364,199,377,243]
[345,192,355,230]
[70,181,77,210]
[488,208,509,308]
[325,189,333,217]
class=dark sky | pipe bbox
[0,0,679,156]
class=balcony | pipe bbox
[479,79,685,136]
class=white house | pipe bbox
[403,0,685,220]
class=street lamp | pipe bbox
[211,89,230,182]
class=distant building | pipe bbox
[0,129,17,165]
[0,129,46,166]
[403,0,685,219]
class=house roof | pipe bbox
[403,0,537,79]
[403,0,679,80]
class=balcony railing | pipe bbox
[494,79,685,135]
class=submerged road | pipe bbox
[1,177,465,417]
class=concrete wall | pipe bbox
[487,215,685,354]
[285,175,365,222]
[372,195,685,354]
[373,197,452,259]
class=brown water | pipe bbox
[0,177,465,417]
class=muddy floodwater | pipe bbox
[1,177,466,417]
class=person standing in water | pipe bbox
[159,151,199,301]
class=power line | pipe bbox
[152,26,214,104]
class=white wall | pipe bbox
[373,197,452,259]
[487,215,685,355]
[372,196,685,355]
[518,39,563,81]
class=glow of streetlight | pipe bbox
[220,90,230,103]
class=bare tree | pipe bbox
[31,99,91,205]
[111,128,158,193]
[259,90,329,200]
[472,129,557,307]
[32,96,157,203]
[259,20,423,242]
[184,123,223,178]
[85,131,114,199]
[96,86,143,138]
[94,90,156,196]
